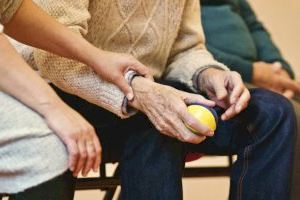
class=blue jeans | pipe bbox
[52,86,296,200]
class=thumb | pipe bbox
[116,78,134,101]
[283,89,295,99]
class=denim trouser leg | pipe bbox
[188,88,296,200]
[120,127,185,200]
[289,98,300,200]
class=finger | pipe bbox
[115,78,135,101]
[82,139,96,177]
[181,92,215,107]
[73,140,87,177]
[235,89,250,113]
[283,89,294,99]
[66,139,79,172]
[93,136,102,172]
[179,109,214,137]
[128,62,150,77]
[212,81,228,100]
[174,118,207,144]
[278,77,300,94]
[221,104,236,120]
[229,74,244,104]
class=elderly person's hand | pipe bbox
[198,68,250,121]
[40,100,101,177]
[129,77,216,144]
[252,61,300,99]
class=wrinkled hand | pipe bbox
[129,77,216,144]
[253,61,300,99]
[91,51,152,100]
[199,68,250,120]
[42,101,101,177]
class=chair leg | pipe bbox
[228,155,234,169]
[102,165,120,200]
[103,189,117,200]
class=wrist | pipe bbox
[128,76,154,109]
[197,67,224,91]
[36,97,65,118]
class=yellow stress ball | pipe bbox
[186,105,218,134]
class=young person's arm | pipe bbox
[12,0,150,118]
[0,33,101,177]
[3,0,150,100]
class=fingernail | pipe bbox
[126,93,134,101]
[208,131,214,136]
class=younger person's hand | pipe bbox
[90,51,152,100]
[41,100,101,177]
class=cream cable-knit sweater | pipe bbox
[0,0,22,24]
[16,0,228,118]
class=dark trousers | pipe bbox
[6,83,296,200]
[6,171,76,200]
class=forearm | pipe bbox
[0,34,63,117]
[33,49,129,118]
[3,0,101,69]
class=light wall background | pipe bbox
[249,0,300,80]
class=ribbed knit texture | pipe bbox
[0,92,68,193]
[0,0,23,24]
[15,0,228,118]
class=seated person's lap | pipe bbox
[0,92,69,194]
[51,82,295,160]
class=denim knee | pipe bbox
[249,88,295,120]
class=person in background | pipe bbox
[15,0,297,199]
[0,0,150,199]
[200,0,300,98]
[200,0,300,199]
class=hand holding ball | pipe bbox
[186,105,218,134]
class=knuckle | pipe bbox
[70,150,79,157]
[95,148,101,155]
[89,152,96,158]
[81,151,88,158]
[182,134,192,142]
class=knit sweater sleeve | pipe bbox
[32,0,129,118]
[164,0,229,92]
[238,0,294,79]
[0,0,23,24]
